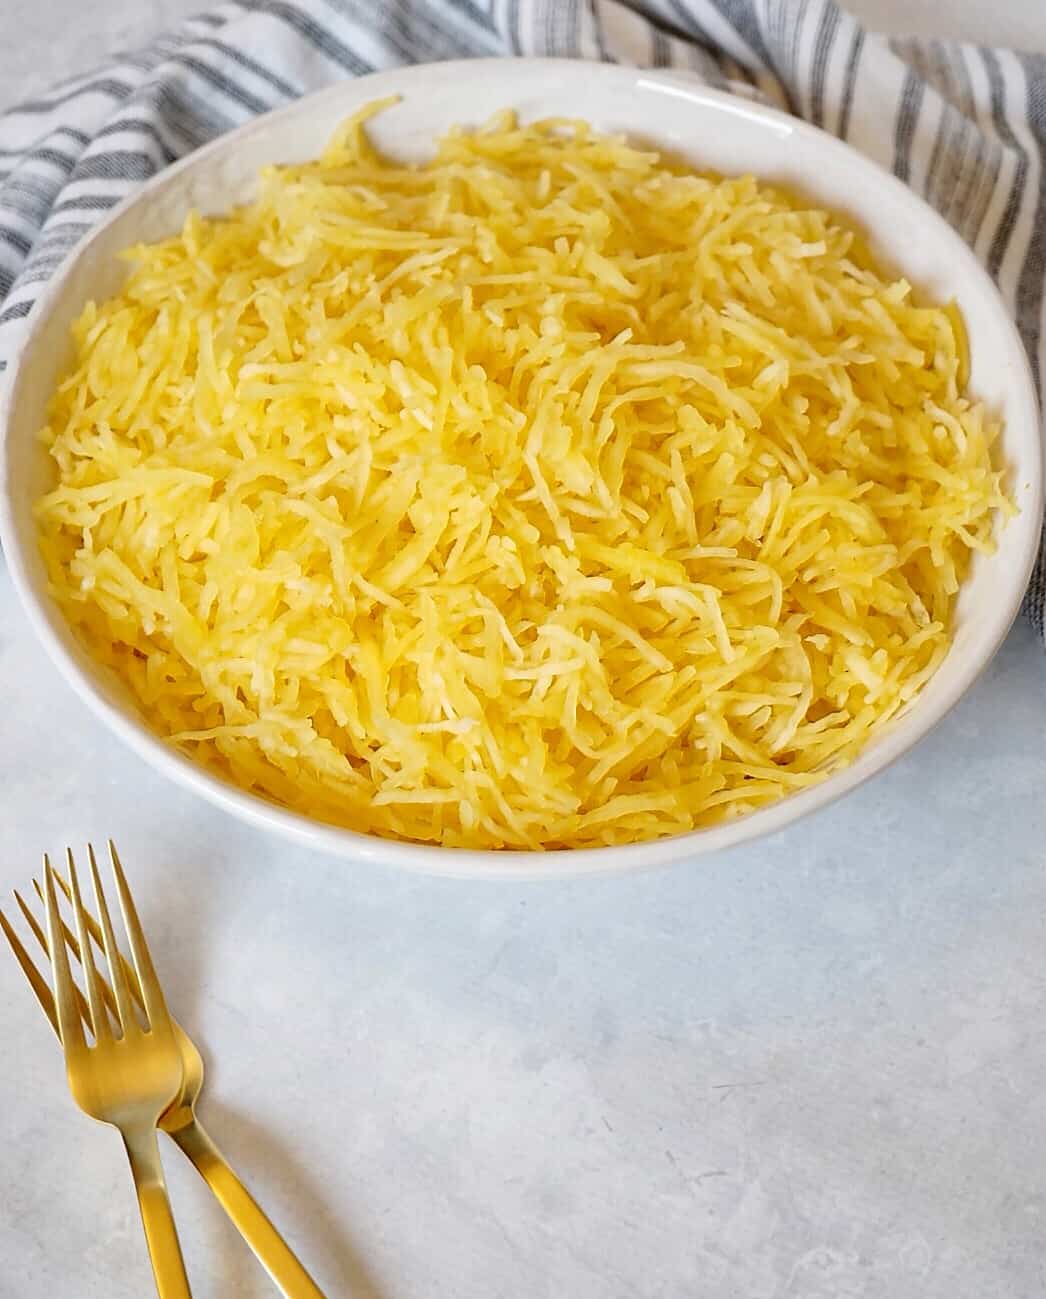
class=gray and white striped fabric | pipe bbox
[1,0,1043,636]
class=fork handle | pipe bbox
[171,1117,327,1299]
[122,1126,194,1299]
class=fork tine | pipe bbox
[43,856,85,1053]
[17,888,92,1030]
[67,849,110,1041]
[87,844,136,1034]
[0,903,60,1036]
[39,867,127,1020]
[25,882,82,964]
[107,841,170,1031]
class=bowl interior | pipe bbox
[1,60,1041,876]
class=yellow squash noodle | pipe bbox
[36,102,1012,849]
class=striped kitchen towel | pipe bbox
[0,0,1043,633]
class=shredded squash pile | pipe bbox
[36,102,1012,849]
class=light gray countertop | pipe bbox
[3,5,1046,1299]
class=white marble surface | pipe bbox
[3,5,1046,1299]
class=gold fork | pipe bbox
[1,845,327,1299]
[38,845,192,1298]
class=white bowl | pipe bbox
[1,59,1041,878]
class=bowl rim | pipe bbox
[1,57,1042,880]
